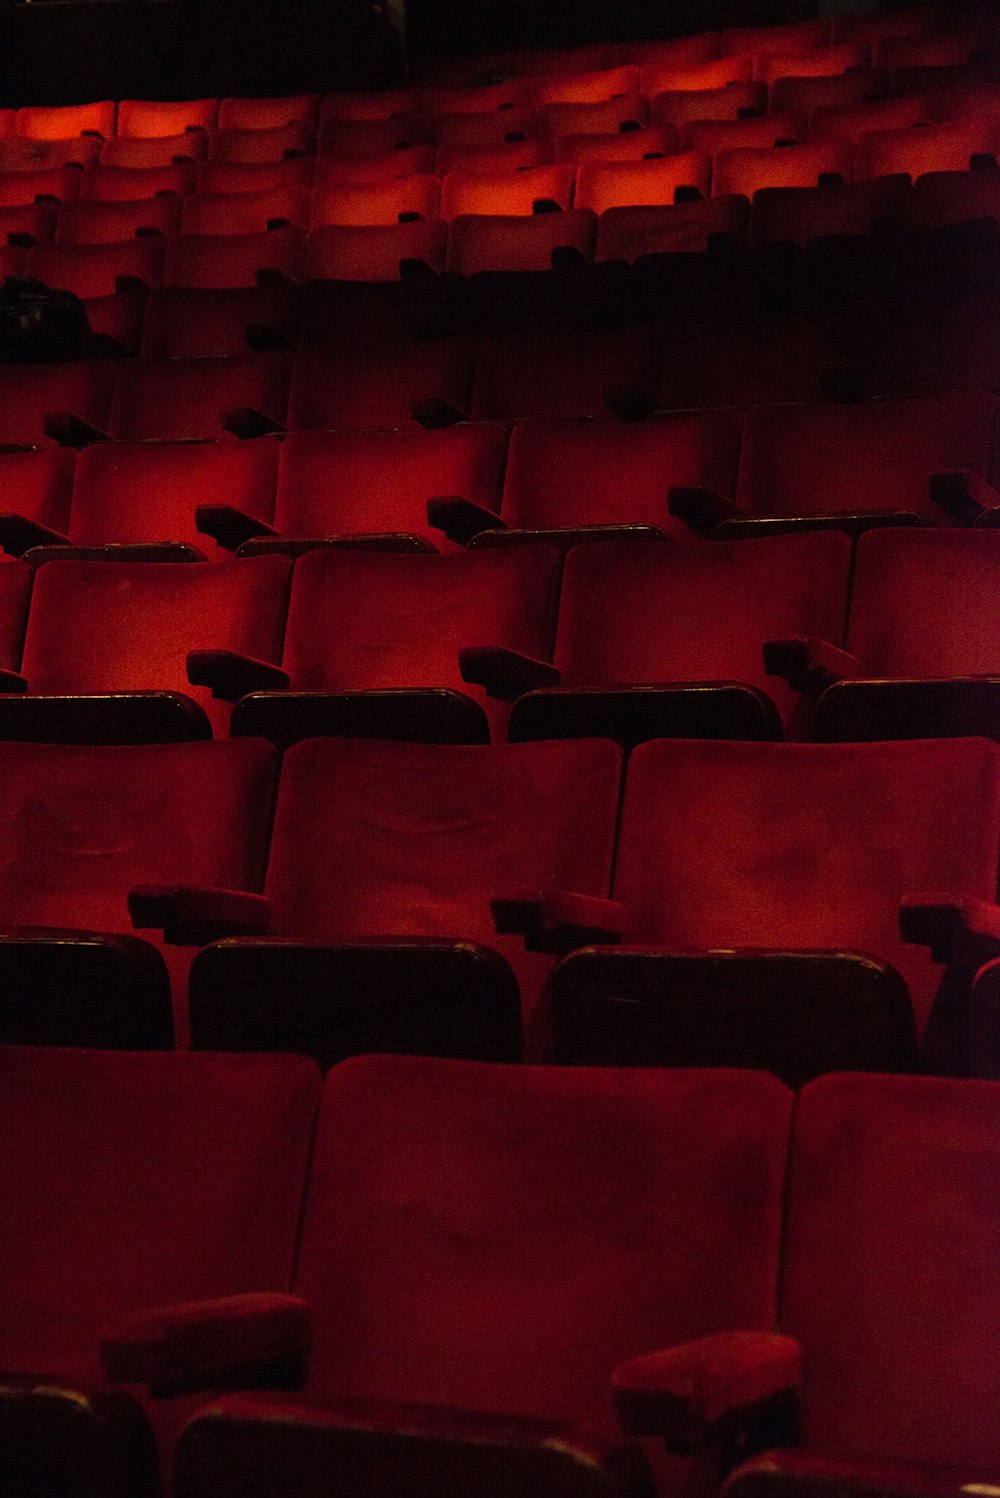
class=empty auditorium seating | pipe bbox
[854,118,1000,181]
[528,65,639,111]
[712,140,853,196]
[0,1044,319,1491]
[809,92,939,146]
[99,129,208,167]
[169,1058,791,1493]
[208,121,315,164]
[0,164,80,207]
[141,283,300,358]
[320,88,415,122]
[116,98,217,137]
[757,42,868,86]
[196,156,315,193]
[684,114,803,154]
[305,219,447,278]
[596,195,749,258]
[0,134,101,171]
[538,736,1000,1077]
[55,192,182,243]
[749,175,909,245]
[0,739,280,1044]
[439,164,574,218]
[81,160,197,200]
[165,227,304,288]
[641,55,754,96]
[554,126,678,166]
[574,151,711,212]
[0,360,115,448]
[541,93,650,138]
[768,69,886,123]
[177,737,623,1060]
[310,174,439,227]
[206,544,561,746]
[317,117,424,157]
[108,352,291,441]
[0,449,77,560]
[430,105,537,149]
[447,208,596,273]
[180,187,310,236]
[287,340,476,429]
[15,100,116,141]
[217,95,319,130]
[651,80,764,130]
[436,137,553,174]
[313,144,434,185]
[26,236,166,296]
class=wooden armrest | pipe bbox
[458,645,559,701]
[668,485,743,536]
[491,888,626,954]
[762,636,860,695]
[100,1292,310,1394]
[187,648,290,702]
[613,1332,802,1447]
[129,884,272,944]
[196,504,278,551]
[426,495,503,545]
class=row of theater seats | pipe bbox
[4,1049,1000,1498]
[0,733,998,1078]
[5,527,1000,751]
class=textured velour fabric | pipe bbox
[554,532,851,729]
[108,353,292,442]
[0,360,116,448]
[264,737,621,1038]
[595,198,750,262]
[854,119,1000,182]
[528,64,639,109]
[810,94,938,148]
[25,239,167,300]
[0,447,75,538]
[574,153,712,214]
[55,193,182,244]
[276,423,507,551]
[447,210,597,276]
[15,99,116,140]
[217,94,318,130]
[757,43,866,84]
[849,527,1000,677]
[310,175,439,230]
[165,228,304,291]
[306,220,448,281]
[782,1071,1000,1467]
[20,556,291,738]
[471,328,662,423]
[116,97,218,137]
[0,1045,320,1379]
[0,738,277,1034]
[502,412,742,536]
[711,142,853,198]
[297,1056,793,1425]
[439,166,574,221]
[0,557,32,667]
[72,437,279,558]
[81,162,197,201]
[287,340,477,430]
[614,738,1000,1037]
[282,546,561,740]
[181,188,310,236]
[736,391,1000,522]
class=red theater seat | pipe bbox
[140,283,300,358]
[317,116,425,157]
[0,739,280,1044]
[0,198,56,244]
[723,1072,1000,1493]
[854,119,1000,182]
[0,360,115,448]
[574,152,711,211]
[651,81,764,130]
[207,122,315,164]
[116,98,217,138]
[540,93,650,139]
[217,95,318,130]
[195,156,315,194]
[319,88,415,123]
[0,134,100,170]
[304,219,447,278]
[711,141,852,196]
[55,193,182,244]
[0,448,76,557]
[809,93,939,146]
[542,736,1000,1076]
[108,352,291,441]
[758,43,868,85]
[99,130,208,168]
[554,126,678,166]
[907,167,1000,228]
[165,227,304,288]
[749,175,909,245]
[287,340,476,430]
[214,544,561,747]
[768,70,887,124]
[25,236,166,297]
[435,138,553,174]
[430,106,538,150]
[417,78,531,119]
[81,161,197,200]
[471,326,661,423]
[14,101,115,140]
[182,738,623,1060]
[180,187,310,235]
[528,65,639,111]
[312,145,434,185]
[439,164,574,219]
[310,174,439,228]
[683,114,804,153]
[722,18,831,77]
[170,1058,791,1493]
[640,55,754,96]
[0,165,81,207]
[621,31,721,69]
[596,195,749,257]
[446,208,596,273]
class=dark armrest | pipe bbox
[613,1332,802,1448]
[0,666,28,690]
[221,406,286,440]
[762,636,861,695]
[899,893,1000,968]
[410,397,468,430]
[458,645,560,701]
[668,486,744,537]
[42,411,109,448]
[129,884,272,944]
[426,495,504,546]
[491,888,626,954]
[929,470,1000,525]
[187,648,290,702]
[603,383,659,422]
[196,504,278,551]
[0,512,71,556]
[100,1292,310,1393]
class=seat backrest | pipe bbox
[196,156,315,194]
[784,1071,1000,1466]
[116,98,218,138]
[310,174,439,228]
[264,738,622,1031]
[651,81,763,129]
[446,208,596,274]
[276,423,507,549]
[854,118,1000,182]
[809,92,939,147]
[614,737,1000,1037]
[295,1056,792,1421]
[165,227,304,289]
[768,70,884,123]
[313,145,433,185]
[99,130,207,168]
[735,391,1000,521]
[0,446,76,538]
[0,1044,319,1378]
[472,326,661,422]
[26,237,166,298]
[574,151,711,212]
[596,196,749,258]
[711,140,852,196]
[554,532,851,728]
[439,165,575,220]
[641,55,753,96]
[80,161,196,200]
[305,218,447,279]
[554,125,678,166]
[528,64,639,110]
[55,193,182,245]
[180,187,310,236]
[757,42,868,85]
[287,340,476,430]
[207,121,315,164]
[140,283,300,360]
[685,114,803,154]
[217,95,319,130]
[749,175,909,245]
[15,101,116,140]
[0,360,116,447]
[541,93,650,139]
[0,165,80,207]
[108,352,291,441]
[0,557,33,670]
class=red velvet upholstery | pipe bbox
[431,107,537,149]
[165,227,304,289]
[26,237,166,298]
[574,152,712,213]
[313,145,433,184]
[310,175,439,229]
[99,130,208,167]
[320,88,415,122]
[0,559,32,665]
[260,738,621,1044]
[554,128,676,167]
[768,71,885,125]
[279,545,561,740]
[19,556,290,737]
[757,44,867,85]
[435,139,553,175]
[0,447,76,547]
[684,115,804,156]
[0,740,277,1034]
[196,156,314,193]
[287,340,476,429]
[0,1044,319,1381]
[140,284,300,359]
[748,177,909,246]
[207,122,315,164]
[439,165,574,219]
[294,1056,793,1419]
[734,391,1000,524]
[781,1072,1000,1466]
[317,116,426,157]
[641,56,753,95]
[854,119,1000,183]
[0,165,81,207]
[528,65,639,110]
[55,193,182,244]
[809,94,939,147]
[446,209,597,274]
[72,438,278,559]
[0,360,115,447]
[500,411,742,536]
[80,161,197,201]
[612,738,1000,1039]
[0,134,101,171]
[181,187,310,236]
[305,219,448,279]
[541,94,650,139]
[595,197,749,259]
[550,532,851,729]
[907,169,1000,230]
[15,100,116,140]
[116,98,218,138]
[651,83,763,131]
[711,142,853,197]
[471,327,661,422]
[108,353,291,440]
[274,423,506,550]
[0,198,57,242]
[217,95,318,130]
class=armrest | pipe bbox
[0,512,70,556]
[458,645,560,702]
[196,503,278,551]
[42,411,109,448]
[762,636,861,695]
[491,888,626,954]
[426,495,504,546]
[899,893,1000,968]
[187,648,290,702]
[929,470,1000,525]
[613,1331,802,1448]
[221,406,286,440]
[603,383,659,422]
[100,1292,310,1393]
[668,486,744,537]
[0,666,28,691]
[410,397,468,430]
[129,884,272,944]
